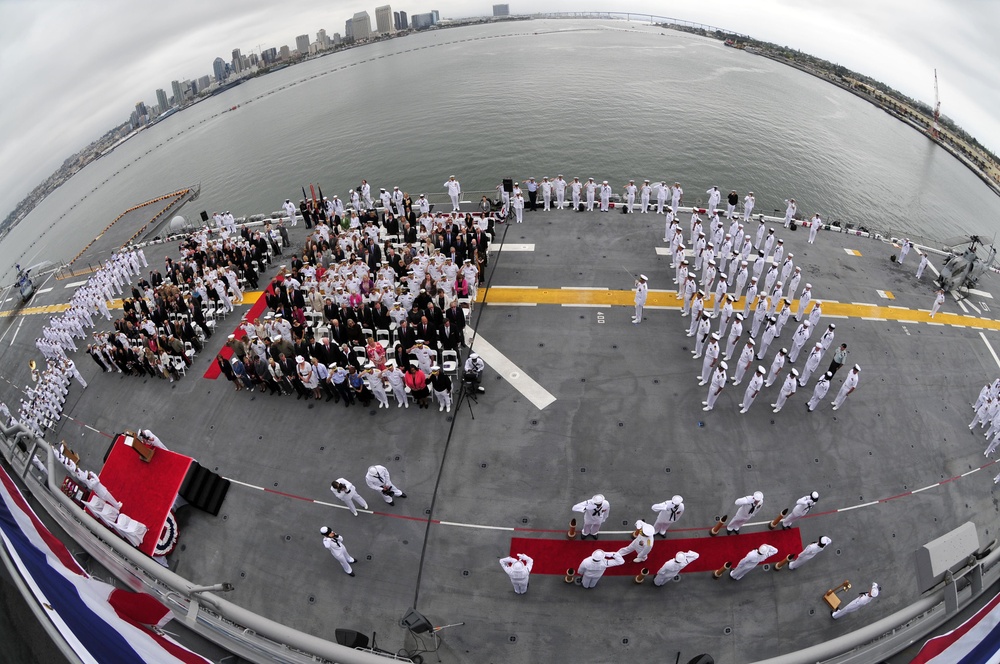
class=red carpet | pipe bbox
[202,274,282,380]
[511,528,803,575]
[98,435,193,556]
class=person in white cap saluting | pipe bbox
[781,491,819,528]
[320,527,356,576]
[730,543,778,580]
[584,177,597,211]
[832,364,860,411]
[577,549,624,588]
[788,535,832,569]
[703,361,728,411]
[670,181,683,212]
[633,274,648,324]
[650,495,685,536]
[740,366,767,413]
[599,180,612,212]
[930,288,946,317]
[639,179,652,213]
[706,185,722,212]
[554,174,568,209]
[499,553,534,594]
[618,520,655,563]
[540,176,552,211]
[806,372,833,412]
[771,368,799,413]
[572,494,610,540]
[623,179,637,212]
[444,175,462,211]
[727,491,764,534]
[569,176,582,210]
[832,582,880,619]
[654,550,699,586]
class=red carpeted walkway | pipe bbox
[202,275,282,380]
[511,528,803,575]
[99,435,193,556]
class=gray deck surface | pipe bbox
[2,205,1000,663]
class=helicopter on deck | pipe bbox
[936,235,998,295]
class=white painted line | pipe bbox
[824,314,849,319]
[468,326,556,410]
[437,520,514,532]
[64,281,88,288]
[861,317,887,321]
[837,501,880,512]
[224,478,265,490]
[842,248,857,255]
[961,468,981,477]
[968,288,993,299]
[491,243,535,252]
[84,425,100,433]
[36,287,53,294]
[876,290,891,299]
[645,305,681,310]
[928,262,941,277]
[980,332,1000,370]
[910,485,938,494]
[562,286,608,290]
[956,299,969,314]
[8,318,24,347]
[888,305,908,310]
[648,289,675,293]
[3,298,11,304]
[487,302,537,307]
[655,247,672,256]
[852,302,877,307]
[561,303,603,308]
[927,322,945,326]
[491,285,537,289]
[966,301,982,314]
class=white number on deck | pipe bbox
[597,312,605,324]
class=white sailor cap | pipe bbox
[719,361,728,370]
[592,549,605,561]
[639,274,648,281]
[592,494,605,504]
[853,364,861,371]
[870,583,880,597]
[752,491,763,502]
[711,332,721,340]
[757,366,767,374]
[819,536,832,546]
[790,368,799,376]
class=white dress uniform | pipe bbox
[656,182,668,214]
[832,366,860,410]
[799,344,824,386]
[283,200,297,226]
[651,496,684,535]
[500,554,534,594]
[572,494,610,537]
[727,492,763,533]
[703,364,728,411]
[639,182,651,212]
[732,341,756,385]
[764,350,787,387]
[365,464,405,504]
[554,176,567,208]
[781,492,819,528]
[772,370,798,412]
[577,550,625,588]
[832,583,880,619]
[915,253,929,280]
[654,550,699,586]
[700,336,720,384]
[584,179,597,210]
[808,214,821,243]
[320,528,356,575]
[788,536,832,570]
[742,193,755,221]
[623,182,636,211]
[570,178,582,209]
[724,316,743,360]
[783,199,797,227]
[512,194,525,223]
[385,366,408,407]
[618,521,655,563]
[707,187,721,212]
[444,176,462,211]
[692,316,712,357]
[633,277,648,323]
[740,367,767,413]
[364,368,389,409]
[730,544,778,580]
[807,373,832,412]
[930,290,946,317]
[599,182,612,211]
[331,478,369,516]
[670,184,683,212]
[788,322,811,363]
[540,178,553,210]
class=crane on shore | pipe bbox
[932,69,941,138]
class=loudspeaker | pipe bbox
[502,178,514,194]
[200,211,209,222]
[686,656,714,664]
[334,629,370,649]
[789,221,797,231]
[400,608,433,634]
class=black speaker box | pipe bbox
[401,608,433,634]
[502,178,514,194]
[335,628,370,649]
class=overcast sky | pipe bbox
[1,0,997,219]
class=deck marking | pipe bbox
[836,501,880,512]
[487,302,537,307]
[36,288,53,295]
[968,288,993,299]
[927,322,945,326]
[8,318,24,347]
[490,243,534,252]
[655,247,672,256]
[980,332,1000,370]
[843,248,862,256]
[562,286,608,290]
[957,299,970,314]
[467,325,556,410]
[876,290,894,300]
[862,317,887,321]
[63,281,88,288]
[966,300,983,315]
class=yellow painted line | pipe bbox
[479,287,1000,331]
[0,291,267,319]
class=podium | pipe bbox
[823,580,852,610]
[123,434,155,463]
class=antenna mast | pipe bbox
[932,69,941,138]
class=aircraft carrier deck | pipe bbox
[3,202,1000,664]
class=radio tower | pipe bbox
[932,69,941,139]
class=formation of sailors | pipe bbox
[15,359,77,438]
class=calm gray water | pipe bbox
[3,19,998,283]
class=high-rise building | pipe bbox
[375,5,393,35]
[155,88,169,112]
[431,10,440,23]
[198,75,212,92]
[352,11,372,40]
[399,10,408,29]
[394,11,400,30]
[213,57,226,83]
[231,48,243,73]
[493,4,509,16]
[411,13,433,29]
[171,80,182,105]
[317,29,330,49]
[295,34,310,55]
[279,45,291,60]
[333,32,342,46]
[345,18,353,39]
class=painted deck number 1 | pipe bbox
[597,312,605,324]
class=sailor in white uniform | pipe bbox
[633,274,648,324]
[365,464,406,505]
[808,213,821,243]
[915,252,929,280]
[786,536,832,570]
[623,180,637,212]
[930,288,946,317]
[571,177,583,210]
[572,494,610,539]
[740,366,767,413]
[726,491,763,534]
[811,374,833,412]
[706,186,721,212]
[832,583,880,619]
[585,178,597,211]
[618,520,655,563]
[730,544,778,580]
[771,369,799,412]
[742,192,755,221]
[283,199,297,226]
[703,362,728,411]
[499,554,534,594]
[731,339,756,386]
[554,175,568,209]
[540,177,553,211]
[444,175,462,211]
[330,478,368,516]
[577,549,624,589]
[798,343,824,386]
[654,550,699,586]
[639,180,652,213]
[670,182,683,212]
[599,181,612,212]
[832,365,860,410]
[780,491,819,529]
[320,527,356,576]
[788,321,811,363]
[650,495,684,535]
[783,198,797,227]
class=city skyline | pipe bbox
[1,0,998,222]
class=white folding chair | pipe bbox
[353,346,367,365]
[173,358,187,377]
[376,329,391,349]
[441,350,458,376]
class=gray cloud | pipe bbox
[1,0,996,218]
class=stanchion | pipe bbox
[634,568,649,584]
[564,568,577,584]
[774,554,794,570]
[768,509,789,530]
[567,518,577,539]
[713,562,732,579]
[710,515,728,536]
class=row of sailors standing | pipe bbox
[15,359,84,438]
[971,379,1000,457]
